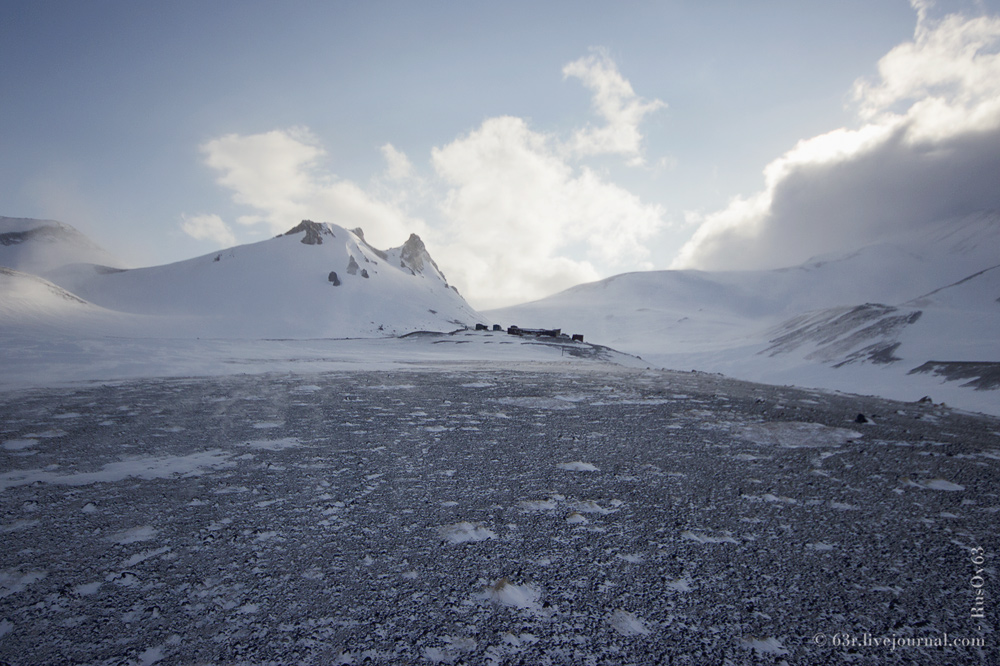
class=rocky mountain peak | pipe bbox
[400,233,430,273]
[283,220,334,245]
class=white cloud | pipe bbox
[200,128,421,247]
[673,4,1000,271]
[380,143,414,181]
[431,116,663,309]
[194,54,665,309]
[562,50,666,164]
[180,213,236,247]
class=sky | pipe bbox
[3,0,1000,309]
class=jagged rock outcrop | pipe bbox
[284,220,334,245]
[399,234,430,273]
[347,256,360,275]
[328,271,341,286]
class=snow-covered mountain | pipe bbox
[1,218,485,338]
[489,211,1000,414]
[0,216,123,275]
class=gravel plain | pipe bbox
[0,364,997,665]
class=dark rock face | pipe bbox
[765,304,922,367]
[347,256,360,275]
[0,226,60,246]
[400,233,448,285]
[909,361,1000,390]
[284,220,333,245]
[0,223,95,248]
[360,269,369,279]
[399,233,428,272]
[328,271,341,286]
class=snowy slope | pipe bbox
[0,267,122,330]
[0,216,122,275]
[0,266,190,347]
[13,219,485,339]
[489,212,1000,414]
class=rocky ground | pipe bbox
[0,365,996,664]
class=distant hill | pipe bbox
[489,211,1000,414]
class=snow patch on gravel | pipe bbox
[908,478,965,491]
[0,450,235,491]
[497,396,576,410]
[2,439,37,451]
[741,421,863,448]
[240,437,302,451]
[609,609,651,636]
[479,578,543,613]
[556,461,599,472]
[437,521,497,544]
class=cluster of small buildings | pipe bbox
[475,323,583,343]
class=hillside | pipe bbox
[1,219,485,339]
[489,212,1000,414]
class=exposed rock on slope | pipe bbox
[399,234,432,273]
[282,219,333,245]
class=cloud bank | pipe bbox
[431,115,663,308]
[673,3,1000,271]
[190,127,422,250]
[186,56,665,309]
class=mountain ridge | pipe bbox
[1,217,484,339]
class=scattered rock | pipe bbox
[854,413,869,424]
[347,256,360,275]
[328,271,340,286]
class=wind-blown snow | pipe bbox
[0,217,122,275]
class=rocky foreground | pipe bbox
[0,366,996,664]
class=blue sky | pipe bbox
[4,0,1000,308]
